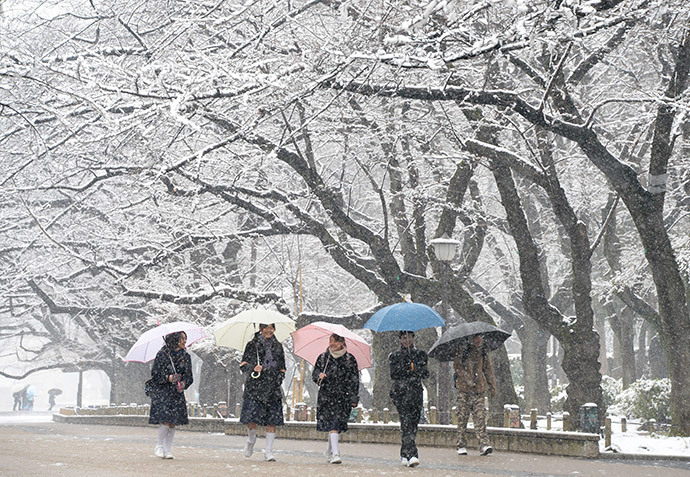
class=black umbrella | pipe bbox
[48,388,62,396]
[428,321,511,361]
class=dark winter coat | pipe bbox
[240,332,286,404]
[148,347,193,425]
[389,345,429,409]
[312,350,359,432]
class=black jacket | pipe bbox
[389,346,429,404]
[312,350,359,432]
[148,347,193,425]
[240,332,286,403]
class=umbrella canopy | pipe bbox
[124,321,206,363]
[213,309,295,351]
[362,302,445,332]
[428,321,511,362]
[48,388,63,396]
[291,321,372,370]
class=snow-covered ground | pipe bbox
[602,418,690,456]
[605,430,690,456]
[1,412,687,458]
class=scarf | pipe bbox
[260,335,276,370]
[329,347,347,359]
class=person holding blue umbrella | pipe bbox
[364,300,442,468]
[389,330,429,468]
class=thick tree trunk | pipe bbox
[561,328,605,419]
[492,163,605,420]
[519,318,551,413]
[371,332,398,412]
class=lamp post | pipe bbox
[430,233,461,425]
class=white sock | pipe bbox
[164,427,175,453]
[247,428,257,443]
[157,425,167,447]
[266,432,276,452]
[329,432,339,456]
[326,439,332,454]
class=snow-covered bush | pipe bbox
[611,378,671,422]
[550,383,568,412]
[601,375,623,409]
[514,385,525,409]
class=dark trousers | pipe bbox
[393,395,422,459]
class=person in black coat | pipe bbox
[148,331,194,459]
[389,330,429,467]
[239,323,286,462]
[312,333,359,464]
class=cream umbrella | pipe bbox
[213,309,296,351]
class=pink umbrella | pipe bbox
[124,321,206,363]
[291,321,372,370]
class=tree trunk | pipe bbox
[595,314,610,377]
[636,322,648,379]
[648,333,669,379]
[112,362,150,405]
[609,307,636,388]
[492,163,605,419]
[519,318,551,413]
[371,332,398,412]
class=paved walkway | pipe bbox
[0,413,688,476]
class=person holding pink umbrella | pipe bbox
[312,333,360,464]
[149,331,194,460]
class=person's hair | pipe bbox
[164,331,186,350]
[259,323,275,330]
[399,330,414,338]
[330,333,345,344]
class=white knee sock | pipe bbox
[329,432,339,455]
[157,425,168,447]
[164,427,175,453]
[266,432,276,452]
[247,428,257,443]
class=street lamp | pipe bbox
[430,234,461,262]
[430,233,460,425]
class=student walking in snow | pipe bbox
[149,331,194,459]
[239,323,286,462]
[389,331,429,467]
[312,333,359,464]
[454,334,496,456]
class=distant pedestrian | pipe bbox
[239,323,286,462]
[148,331,194,459]
[12,391,22,411]
[48,393,56,411]
[454,334,496,456]
[312,333,359,464]
[389,331,429,467]
[24,385,35,411]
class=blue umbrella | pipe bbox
[363,302,445,332]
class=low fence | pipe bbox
[54,403,601,458]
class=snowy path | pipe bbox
[0,413,688,476]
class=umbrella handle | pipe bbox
[251,370,261,379]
